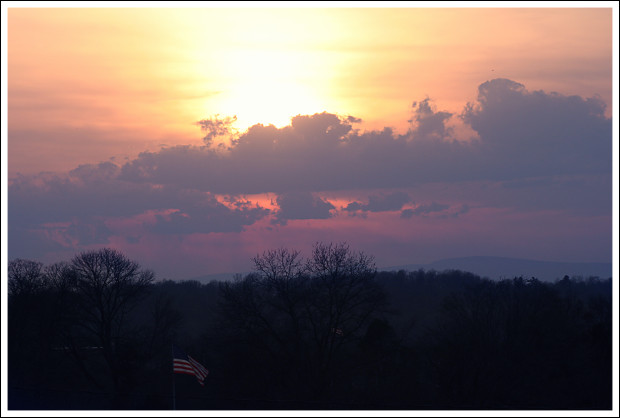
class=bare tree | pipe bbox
[44,261,77,294]
[253,247,304,290]
[8,258,45,298]
[69,248,155,395]
[8,259,50,388]
[305,242,380,338]
[303,242,384,397]
[217,242,386,400]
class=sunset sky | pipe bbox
[3,3,617,280]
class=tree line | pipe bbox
[7,243,612,410]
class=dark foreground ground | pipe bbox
[8,252,612,410]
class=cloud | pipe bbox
[273,192,335,225]
[411,202,450,216]
[148,195,269,234]
[408,98,454,141]
[400,202,470,219]
[461,78,611,178]
[450,204,470,218]
[117,79,610,195]
[8,79,611,269]
[7,161,271,258]
[346,115,363,124]
[64,218,113,245]
[345,191,410,213]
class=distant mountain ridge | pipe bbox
[383,256,612,282]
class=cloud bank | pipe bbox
[116,78,610,194]
[8,79,612,275]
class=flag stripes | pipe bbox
[173,345,208,386]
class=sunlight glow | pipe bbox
[208,49,327,130]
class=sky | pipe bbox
[2,3,618,281]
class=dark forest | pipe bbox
[7,243,612,410]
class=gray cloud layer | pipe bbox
[400,202,470,219]
[8,161,270,257]
[461,79,611,179]
[345,192,410,213]
[117,78,611,194]
[8,79,612,258]
[274,192,335,225]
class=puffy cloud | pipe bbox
[69,161,120,183]
[7,161,271,258]
[117,79,610,195]
[8,79,611,269]
[118,110,453,193]
[291,112,353,143]
[273,192,335,225]
[408,98,454,141]
[148,196,269,234]
[461,78,611,178]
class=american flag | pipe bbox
[173,344,208,386]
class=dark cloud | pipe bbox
[117,79,610,195]
[8,215,112,261]
[345,201,365,212]
[69,161,120,183]
[400,202,470,219]
[345,192,410,213]
[411,202,450,216]
[8,225,68,261]
[149,196,269,234]
[8,79,611,261]
[9,163,180,226]
[400,209,414,219]
[461,78,611,178]
[65,217,113,245]
[7,161,271,257]
[291,112,353,141]
[450,204,470,218]
[273,192,335,225]
[408,98,454,141]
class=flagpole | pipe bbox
[172,343,176,410]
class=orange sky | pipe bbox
[3,4,616,280]
[7,6,613,176]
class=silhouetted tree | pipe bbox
[216,242,386,403]
[423,276,609,409]
[8,249,612,410]
[303,242,385,399]
[66,248,155,401]
[8,258,45,298]
[8,259,49,391]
